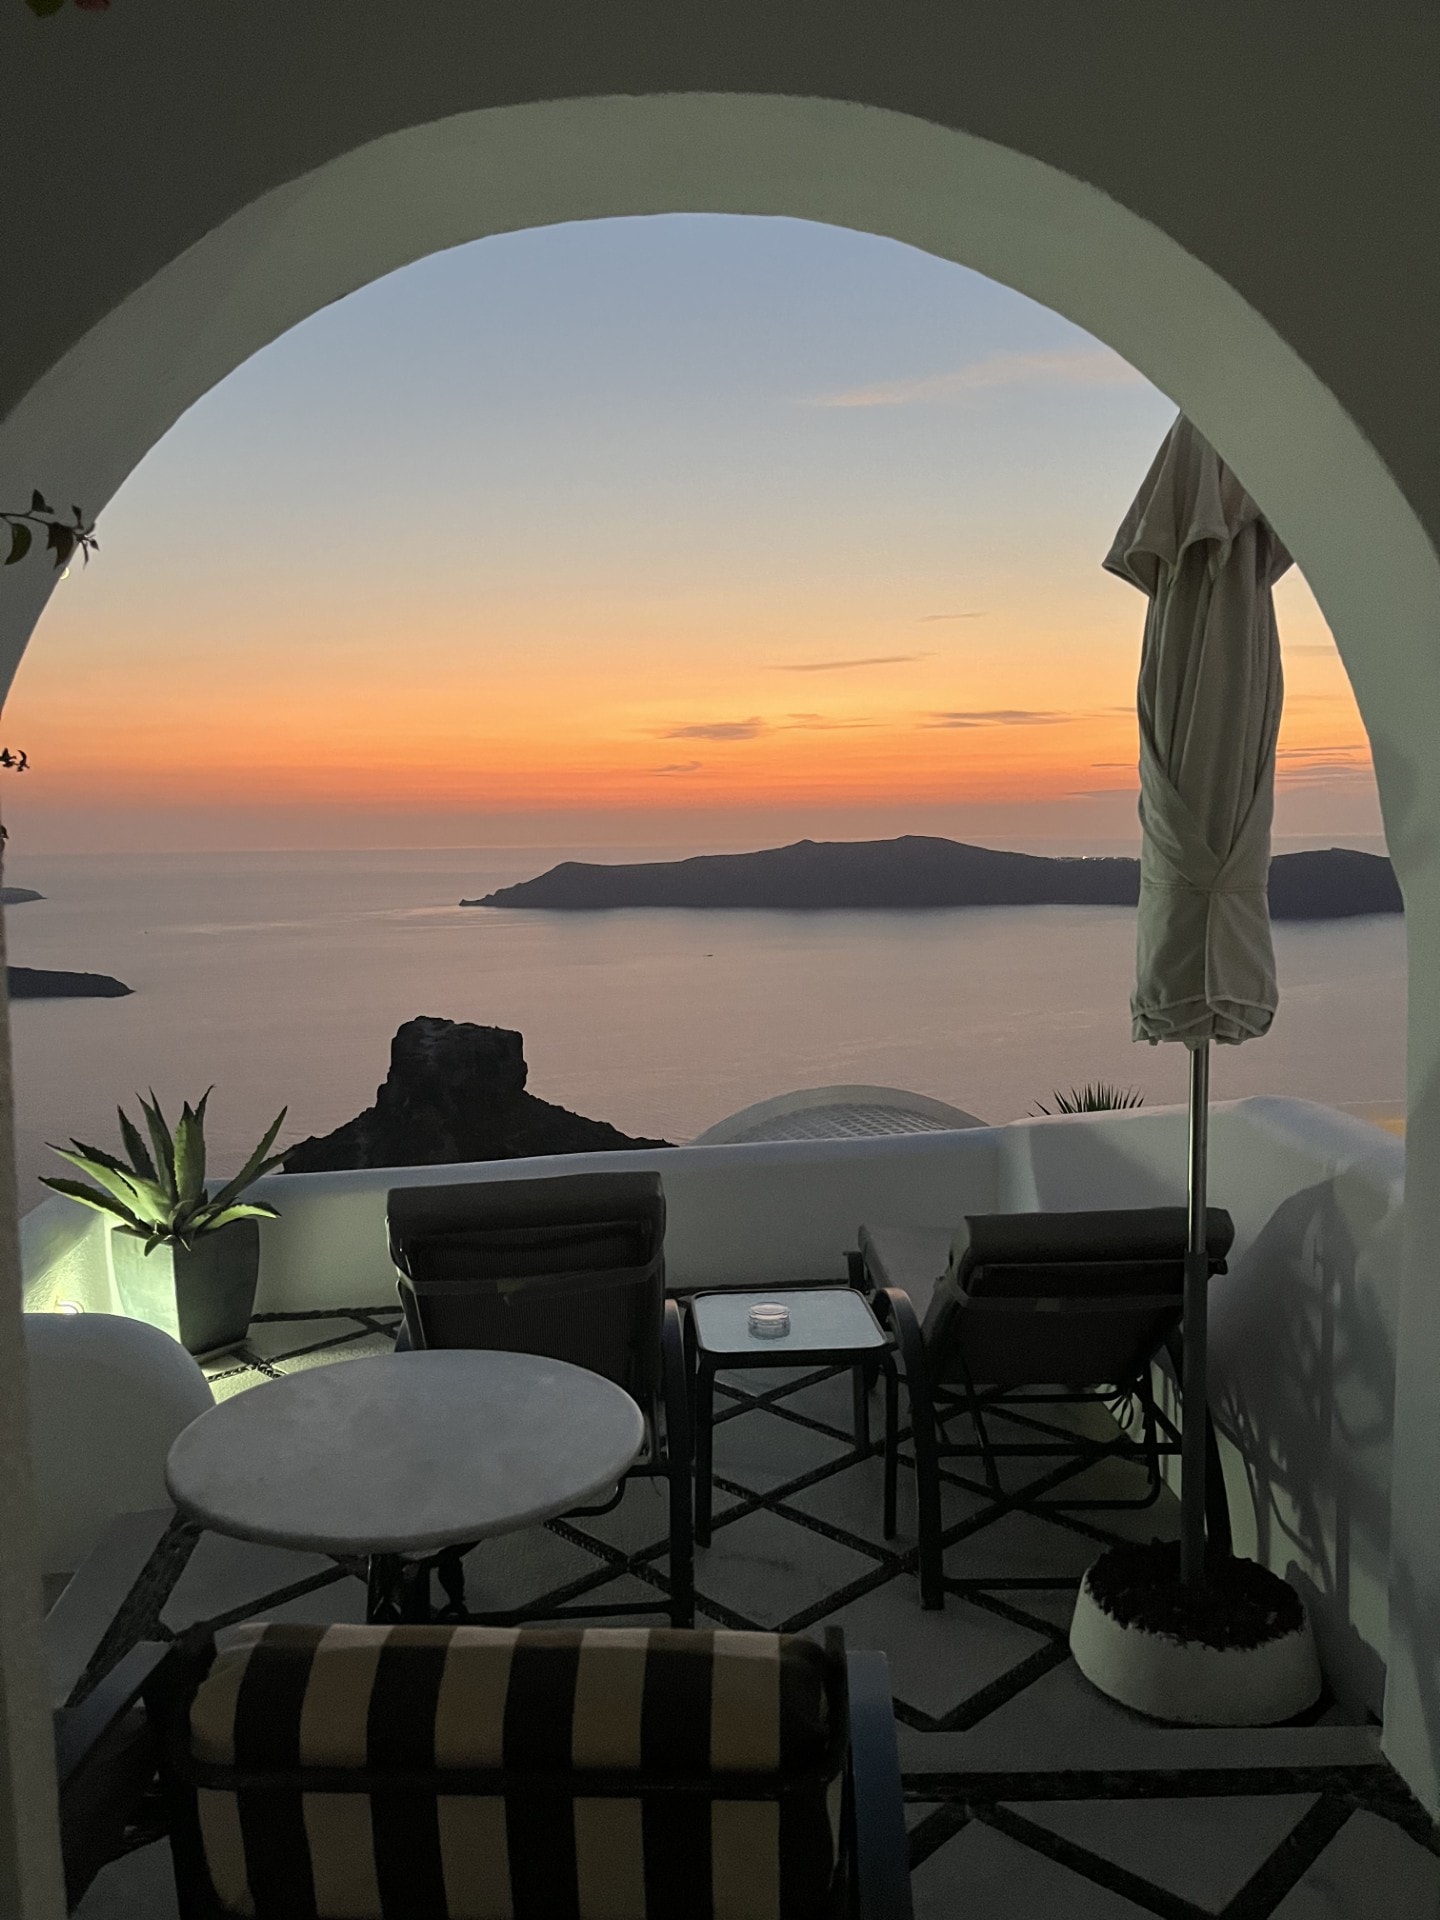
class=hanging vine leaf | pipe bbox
[3,496,96,569]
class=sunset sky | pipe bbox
[3,214,1381,855]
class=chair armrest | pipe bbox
[54,1640,170,1790]
[661,1298,692,1471]
[846,1650,913,1920]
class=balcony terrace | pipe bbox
[24,1098,1437,1916]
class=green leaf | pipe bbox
[194,1201,281,1234]
[140,1091,177,1202]
[205,1108,287,1213]
[65,1136,138,1178]
[29,488,52,509]
[173,1102,206,1207]
[45,523,75,570]
[38,1177,145,1231]
[4,523,31,566]
[27,1,68,17]
[117,1105,157,1184]
[48,1145,173,1227]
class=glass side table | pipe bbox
[686,1286,898,1547]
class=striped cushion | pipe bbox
[184,1623,842,1920]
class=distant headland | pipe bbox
[465,836,1402,920]
[8,967,131,1000]
[0,888,131,996]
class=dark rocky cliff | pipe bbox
[465,835,1402,920]
[281,1016,670,1173]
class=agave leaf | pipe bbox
[194,1201,281,1235]
[64,1136,139,1178]
[140,1091,177,1202]
[38,1177,146,1232]
[48,1145,143,1208]
[55,1141,174,1224]
[173,1102,206,1208]
[117,1105,157,1184]
[205,1108,287,1214]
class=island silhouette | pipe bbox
[465,836,1402,919]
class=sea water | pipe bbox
[2,847,1406,1203]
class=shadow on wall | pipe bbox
[1211,1177,1398,1719]
[1003,1101,1399,1721]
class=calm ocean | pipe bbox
[1,847,1407,1204]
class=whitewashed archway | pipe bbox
[3,91,1440,1811]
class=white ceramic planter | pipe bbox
[1070,1561,1323,1726]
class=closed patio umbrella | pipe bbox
[1104,416,1290,1585]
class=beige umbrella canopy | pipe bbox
[1106,414,1291,1046]
[1104,416,1290,1583]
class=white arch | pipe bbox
[5,91,1440,1808]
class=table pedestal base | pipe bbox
[366,1547,472,1623]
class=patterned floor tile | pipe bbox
[774,1366,872,1436]
[1268,1809,1440,1918]
[1012,1793,1320,1913]
[954,1654,1169,1743]
[707,1403,854,1494]
[566,1474,740,1559]
[783,1451,984,1552]
[814,1581,1049,1722]
[944,1507,1109,1582]
[458,1522,613,1615]
[912,1817,1163,1920]
[242,1314,375,1360]
[269,1330,396,1373]
[162,1532,349,1632]
[687,1507,880,1628]
[74,1838,178,1919]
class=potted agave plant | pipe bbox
[41,1090,287,1358]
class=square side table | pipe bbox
[686,1286,898,1547]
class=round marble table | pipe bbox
[165,1350,645,1620]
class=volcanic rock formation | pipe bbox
[281,1016,670,1173]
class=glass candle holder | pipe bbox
[748,1302,791,1339]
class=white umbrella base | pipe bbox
[1070,1559,1323,1726]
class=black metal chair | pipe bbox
[54,1640,170,1912]
[386,1169,694,1628]
[867,1206,1235,1608]
[132,1620,912,1920]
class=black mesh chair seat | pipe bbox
[863,1205,1234,1609]
[386,1171,693,1627]
[926,1205,1234,1388]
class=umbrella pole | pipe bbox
[1181,1040,1211,1587]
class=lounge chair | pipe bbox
[386,1170,694,1628]
[131,1620,912,1919]
[859,1206,1234,1608]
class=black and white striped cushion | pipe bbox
[184,1622,842,1920]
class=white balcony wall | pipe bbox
[250,1126,1005,1313]
[19,1096,1401,1719]
[999,1098,1403,1719]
